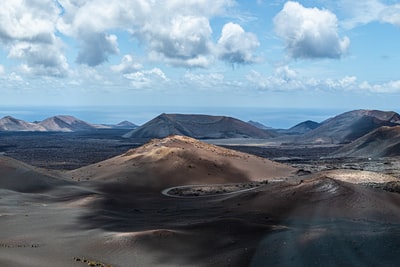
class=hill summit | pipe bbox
[0,116,46,131]
[38,115,97,132]
[299,109,400,144]
[68,135,294,190]
[123,113,273,139]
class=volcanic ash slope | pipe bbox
[0,156,70,192]
[299,109,400,144]
[123,113,274,139]
[333,125,400,158]
[67,135,295,190]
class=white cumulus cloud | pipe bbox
[57,0,235,68]
[246,68,361,92]
[111,55,143,74]
[217,22,260,65]
[325,76,358,90]
[380,4,400,27]
[123,68,169,89]
[138,15,214,68]
[0,0,257,77]
[274,1,350,59]
[359,80,400,93]
[338,0,400,29]
[0,0,69,76]
[339,0,386,29]
[0,0,58,43]
[275,65,297,81]
[9,41,69,77]
[76,33,119,66]
[57,0,151,66]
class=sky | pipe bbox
[1,0,400,124]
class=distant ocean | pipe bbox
[0,105,356,129]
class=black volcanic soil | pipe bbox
[0,130,142,170]
[222,145,400,178]
[222,144,341,160]
[3,172,400,267]
[2,135,400,266]
[0,131,342,170]
[3,130,400,180]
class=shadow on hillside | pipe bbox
[77,177,400,266]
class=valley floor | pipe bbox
[2,176,400,267]
[1,135,400,266]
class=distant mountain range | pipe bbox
[122,110,400,143]
[123,113,274,139]
[3,110,400,156]
[0,115,137,132]
[298,109,400,144]
[0,116,46,132]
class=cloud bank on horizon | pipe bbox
[1,0,400,107]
